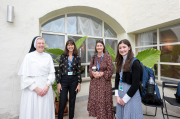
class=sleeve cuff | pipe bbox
[47,80,51,85]
[47,74,51,80]
[115,90,119,96]
[78,80,81,84]
[28,83,37,91]
[47,73,55,85]
[122,94,131,103]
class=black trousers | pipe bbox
[58,75,78,119]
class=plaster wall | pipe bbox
[127,0,180,33]
[0,0,127,118]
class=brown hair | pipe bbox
[63,40,78,56]
[115,39,134,73]
[94,40,106,54]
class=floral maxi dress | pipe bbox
[87,53,114,119]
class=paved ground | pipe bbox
[55,96,180,119]
[13,96,180,119]
[13,85,180,119]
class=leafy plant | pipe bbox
[106,43,161,69]
[106,43,116,69]
[45,36,88,101]
[45,49,64,56]
[75,37,87,49]
[136,49,161,68]
[45,36,88,65]
[52,80,59,101]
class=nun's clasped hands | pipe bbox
[34,85,50,97]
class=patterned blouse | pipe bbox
[56,54,82,84]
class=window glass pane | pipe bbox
[68,36,86,63]
[67,15,77,34]
[42,34,65,63]
[87,65,90,77]
[161,64,180,79]
[160,45,180,63]
[135,47,157,56]
[113,64,116,74]
[81,65,85,78]
[41,15,65,33]
[160,24,180,44]
[87,38,103,49]
[135,30,157,46]
[152,64,158,80]
[88,39,96,49]
[105,39,117,55]
[154,64,158,76]
[104,23,117,38]
[67,14,102,36]
[88,51,95,62]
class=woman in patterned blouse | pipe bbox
[57,40,82,119]
[87,40,114,119]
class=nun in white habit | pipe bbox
[18,36,55,119]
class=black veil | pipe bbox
[29,36,41,53]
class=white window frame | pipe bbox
[135,26,180,81]
[40,13,118,81]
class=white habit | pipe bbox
[18,51,55,119]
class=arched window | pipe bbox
[41,14,118,79]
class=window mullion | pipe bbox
[65,14,67,34]
[102,21,104,37]
[135,45,158,48]
[157,28,161,81]
[86,38,88,63]
[103,38,105,46]
[159,42,180,46]
[85,65,87,78]
[41,31,66,35]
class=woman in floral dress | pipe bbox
[87,40,114,119]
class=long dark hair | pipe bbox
[115,39,134,73]
[63,40,78,56]
[94,40,106,54]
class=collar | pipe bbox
[35,50,44,55]
[123,55,127,62]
